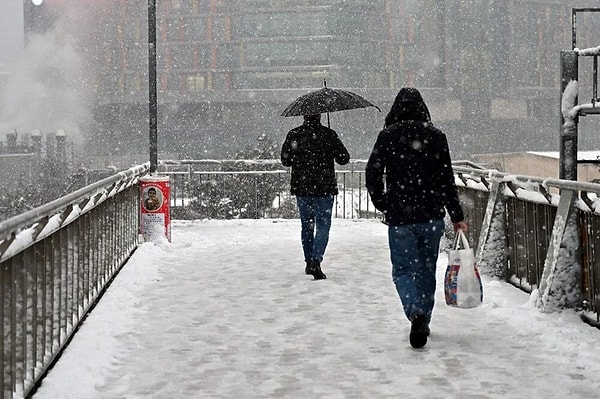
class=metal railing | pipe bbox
[453,165,600,327]
[160,159,380,220]
[0,163,149,399]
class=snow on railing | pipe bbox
[575,45,600,56]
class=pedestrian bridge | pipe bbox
[0,160,599,399]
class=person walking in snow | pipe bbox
[281,113,350,280]
[365,87,468,348]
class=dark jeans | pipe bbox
[388,219,445,322]
[296,195,335,263]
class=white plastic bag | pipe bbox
[444,230,483,308]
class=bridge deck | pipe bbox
[33,219,599,398]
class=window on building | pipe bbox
[187,74,206,91]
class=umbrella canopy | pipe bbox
[280,87,381,117]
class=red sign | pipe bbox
[140,176,171,242]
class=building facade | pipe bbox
[21,0,600,162]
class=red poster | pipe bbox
[140,176,171,242]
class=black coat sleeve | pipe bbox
[365,131,387,212]
[280,131,295,167]
[435,134,464,223]
[332,132,350,165]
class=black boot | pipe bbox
[409,314,429,348]
[305,261,312,275]
[308,260,326,280]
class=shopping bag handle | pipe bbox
[453,230,470,250]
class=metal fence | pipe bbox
[0,164,149,399]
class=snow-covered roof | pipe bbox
[527,151,600,161]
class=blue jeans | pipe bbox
[388,219,445,322]
[296,196,335,263]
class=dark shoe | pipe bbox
[409,314,429,348]
[305,261,312,275]
[308,260,326,280]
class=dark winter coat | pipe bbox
[366,87,464,226]
[281,119,350,196]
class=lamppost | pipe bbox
[148,0,158,173]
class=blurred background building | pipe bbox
[0,1,23,105]
[17,0,600,162]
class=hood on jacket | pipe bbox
[384,87,431,127]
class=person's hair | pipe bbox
[148,188,157,194]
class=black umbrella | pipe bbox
[280,80,380,127]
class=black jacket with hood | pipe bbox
[281,117,350,196]
[365,87,464,226]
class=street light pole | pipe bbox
[148,0,158,173]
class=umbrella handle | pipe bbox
[324,78,330,127]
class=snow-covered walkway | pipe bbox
[34,219,600,399]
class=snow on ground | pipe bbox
[33,219,600,399]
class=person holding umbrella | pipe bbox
[365,87,468,348]
[280,113,350,280]
[280,80,378,280]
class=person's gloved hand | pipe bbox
[453,221,468,232]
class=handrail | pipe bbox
[0,163,150,243]
[454,164,600,193]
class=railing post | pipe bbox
[559,50,579,181]
[475,181,508,279]
[536,189,582,312]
